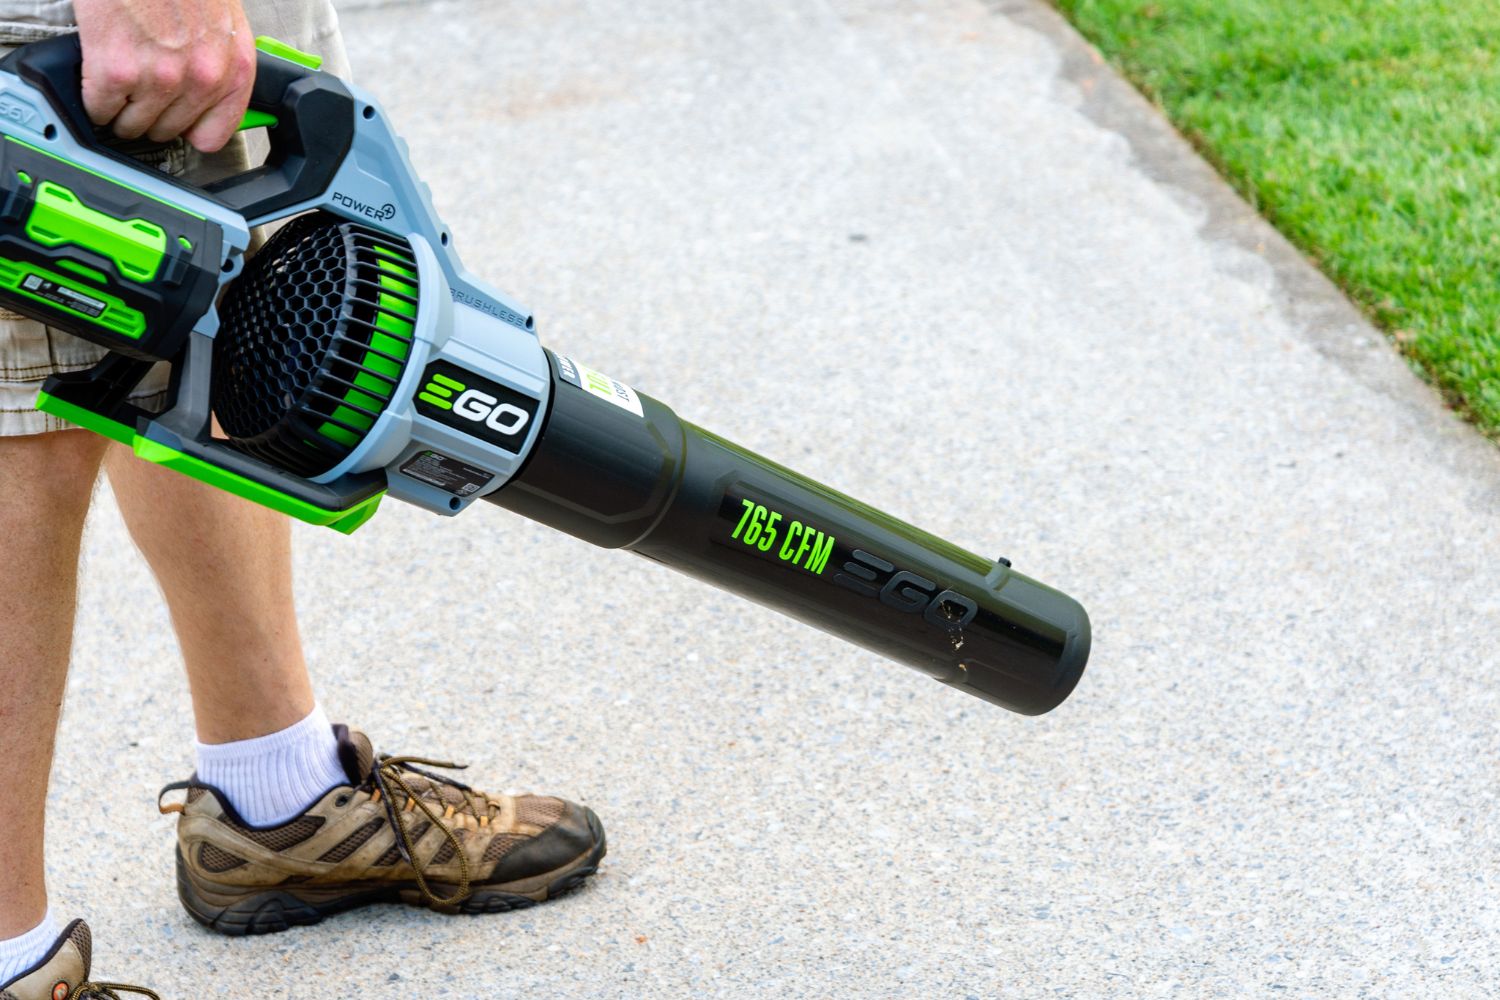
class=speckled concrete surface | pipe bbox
[48,1,1500,996]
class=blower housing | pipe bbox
[0,33,1091,715]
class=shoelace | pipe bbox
[369,754,486,907]
[69,983,159,1000]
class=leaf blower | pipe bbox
[0,35,1089,715]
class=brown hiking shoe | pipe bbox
[0,921,156,1000]
[162,725,606,936]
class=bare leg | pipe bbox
[103,444,315,745]
[0,431,108,937]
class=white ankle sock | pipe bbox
[195,704,348,827]
[0,908,60,984]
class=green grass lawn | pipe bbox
[1053,0,1500,435]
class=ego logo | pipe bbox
[422,373,530,435]
[413,361,540,453]
[834,549,979,629]
[331,191,397,222]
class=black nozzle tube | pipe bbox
[487,351,1089,715]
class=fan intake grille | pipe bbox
[212,211,419,477]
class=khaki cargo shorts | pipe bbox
[0,0,350,435]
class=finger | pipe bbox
[110,90,177,141]
[79,48,134,126]
[146,48,238,143]
[183,52,255,154]
[182,90,249,154]
[147,89,220,144]
[109,52,197,140]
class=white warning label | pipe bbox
[555,354,644,418]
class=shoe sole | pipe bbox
[177,808,607,937]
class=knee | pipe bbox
[0,430,108,522]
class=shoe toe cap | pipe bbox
[485,800,605,882]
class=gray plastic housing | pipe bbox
[250,78,556,515]
[0,48,554,518]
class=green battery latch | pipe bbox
[25,181,167,283]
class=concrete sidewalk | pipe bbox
[55,0,1499,996]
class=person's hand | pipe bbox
[73,0,256,154]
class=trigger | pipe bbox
[237,109,279,132]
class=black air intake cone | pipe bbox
[212,211,420,476]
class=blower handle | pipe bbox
[3,32,355,221]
